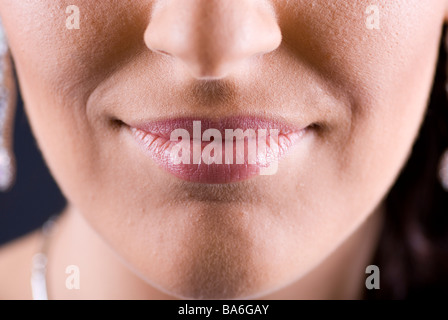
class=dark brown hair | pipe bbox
[366,26,448,299]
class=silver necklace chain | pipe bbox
[30,217,57,300]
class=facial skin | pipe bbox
[0,0,447,299]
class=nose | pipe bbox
[144,0,282,79]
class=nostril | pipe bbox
[155,49,172,57]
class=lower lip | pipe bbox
[130,118,307,184]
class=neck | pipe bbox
[45,205,383,300]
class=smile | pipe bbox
[129,117,309,184]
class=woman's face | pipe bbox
[0,0,446,298]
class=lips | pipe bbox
[129,117,308,183]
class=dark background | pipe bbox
[0,92,66,245]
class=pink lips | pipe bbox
[130,117,307,183]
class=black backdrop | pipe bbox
[0,93,66,245]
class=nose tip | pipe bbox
[144,0,282,79]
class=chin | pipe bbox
[136,221,298,300]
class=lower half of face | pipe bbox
[1,0,446,298]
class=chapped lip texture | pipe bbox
[130,116,308,184]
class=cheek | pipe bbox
[0,0,150,97]
[344,3,444,199]
[284,0,444,194]
[0,0,152,202]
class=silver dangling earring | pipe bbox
[440,31,448,192]
[0,18,17,191]
[439,151,448,191]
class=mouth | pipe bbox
[127,116,309,184]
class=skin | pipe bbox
[0,0,447,299]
